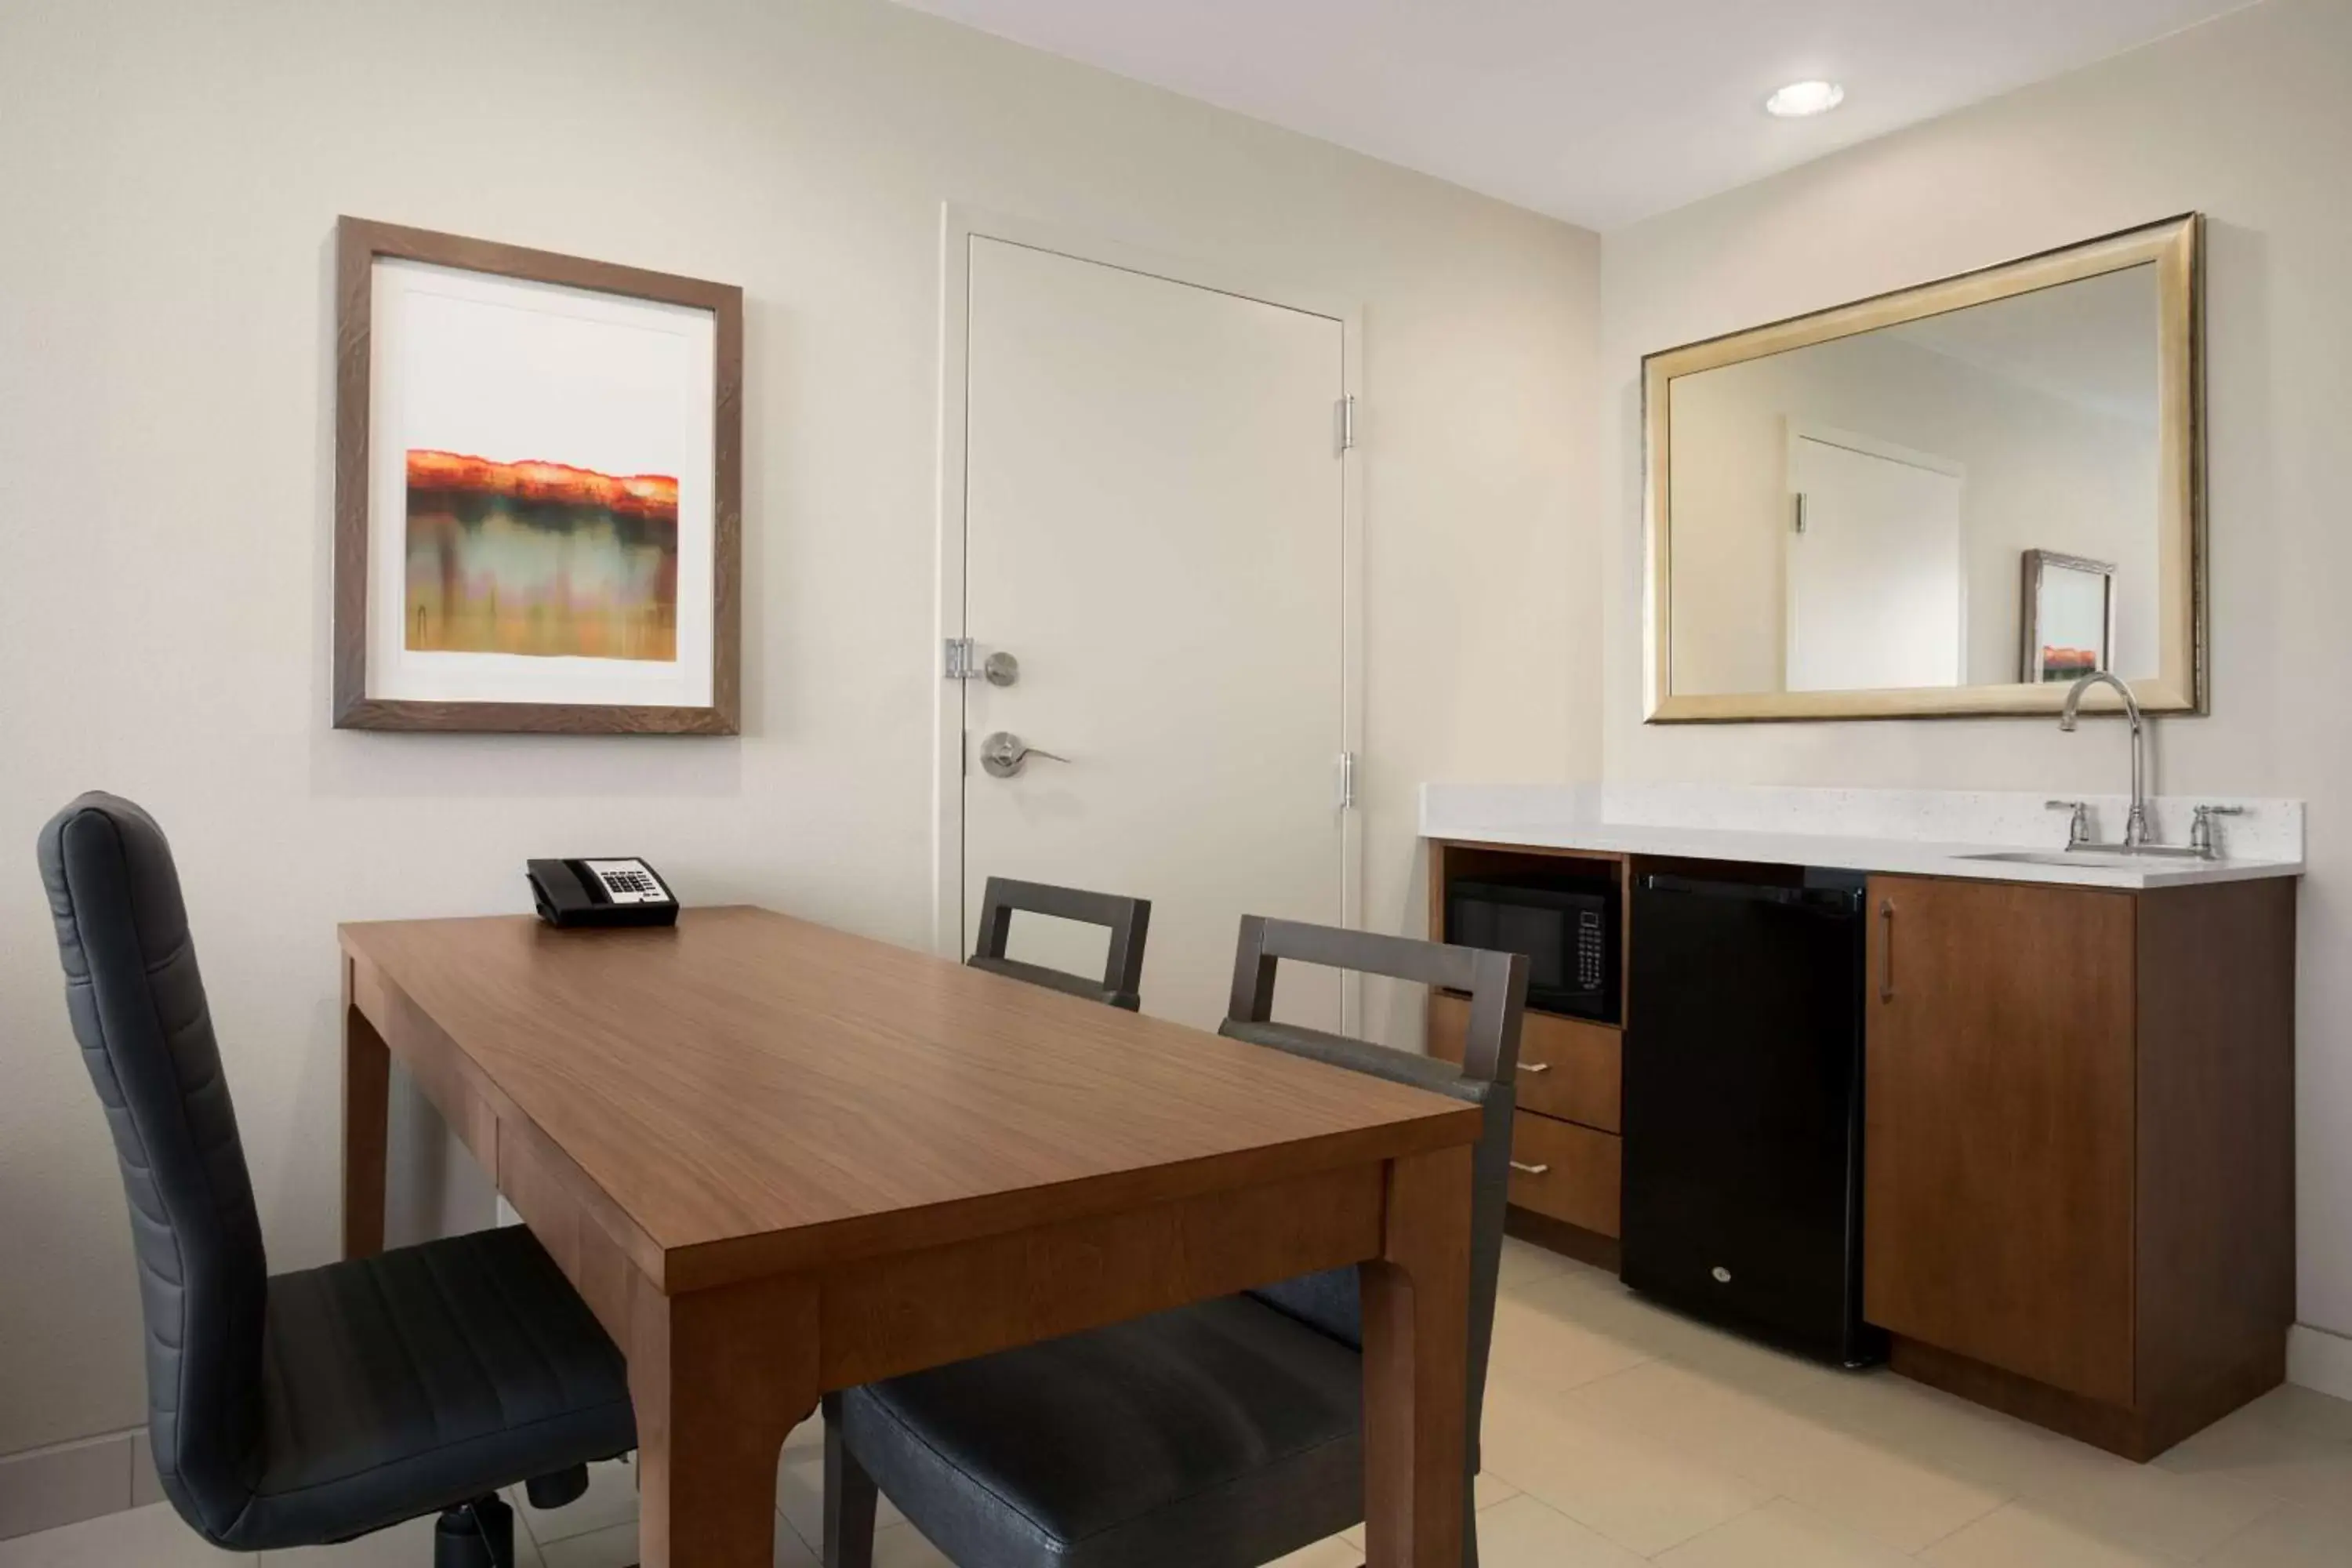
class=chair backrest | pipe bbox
[967,877,1152,1011]
[36,793,266,1539]
[1219,915,1526,1478]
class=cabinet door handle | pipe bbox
[1878,898,1896,1002]
[1508,1160,1551,1176]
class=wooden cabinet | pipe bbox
[1864,877,2138,1405]
[1427,839,1629,1251]
[1864,873,2296,1458]
[1429,832,2295,1459]
[1430,992,1623,1237]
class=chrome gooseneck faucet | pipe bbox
[2060,671,2148,848]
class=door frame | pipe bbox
[930,203,1367,1029]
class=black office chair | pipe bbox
[823,915,1526,1568]
[966,877,1152,1011]
[35,794,635,1567]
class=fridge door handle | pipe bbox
[1878,898,1896,1002]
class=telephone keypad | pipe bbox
[584,858,670,906]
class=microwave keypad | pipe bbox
[1576,909,1607,988]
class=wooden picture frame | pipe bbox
[333,217,742,733]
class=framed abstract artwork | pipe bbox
[2020,549,2116,684]
[333,217,742,732]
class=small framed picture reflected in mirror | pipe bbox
[2021,550,2116,684]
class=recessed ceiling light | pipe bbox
[1766,80,1846,118]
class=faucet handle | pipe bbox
[2045,799,2092,848]
[2189,803,2245,858]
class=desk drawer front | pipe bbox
[1508,1112,1621,1238]
[1430,993,1621,1132]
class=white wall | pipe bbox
[1602,0,2352,1340]
[0,0,1598,1456]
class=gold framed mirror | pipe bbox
[1642,214,2202,723]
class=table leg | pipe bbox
[631,1271,819,1568]
[342,960,390,1261]
[1360,1145,1472,1568]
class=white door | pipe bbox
[958,235,1349,1031]
[1786,434,1965,691]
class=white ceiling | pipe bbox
[889,0,2252,229]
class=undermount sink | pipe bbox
[1961,848,2209,869]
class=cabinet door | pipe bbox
[1864,875,2136,1406]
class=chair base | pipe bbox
[434,1495,515,1568]
[524,1465,591,1512]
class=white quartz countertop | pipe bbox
[1421,785,2304,891]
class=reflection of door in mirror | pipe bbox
[1787,432,1964,692]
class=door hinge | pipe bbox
[1338,395,1356,452]
[944,637,978,679]
[1336,750,1359,810]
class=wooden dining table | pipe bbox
[339,906,1482,1567]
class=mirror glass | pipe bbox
[1666,263,2158,698]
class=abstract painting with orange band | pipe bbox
[402,448,681,662]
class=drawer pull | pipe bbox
[1508,1160,1552,1176]
[1518,1062,1552,1075]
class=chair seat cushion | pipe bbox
[839,1294,1362,1568]
[234,1225,634,1548]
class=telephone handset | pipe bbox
[527,858,681,929]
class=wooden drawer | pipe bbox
[1507,1112,1621,1238]
[1429,992,1621,1133]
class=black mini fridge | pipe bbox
[1622,869,1885,1367]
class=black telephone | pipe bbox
[527,858,680,929]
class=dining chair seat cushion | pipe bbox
[835,1294,1363,1568]
[241,1224,635,1548]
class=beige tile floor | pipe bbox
[7,1239,2348,1567]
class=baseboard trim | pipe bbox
[1888,1334,2283,1461]
[0,1428,144,1541]
[2287,1322,2352,1400]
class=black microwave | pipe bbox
[1446,877,1620,1022]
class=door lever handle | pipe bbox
[1517,1062,1552,1075]
[1508,1160,1551,1177]
[979,731,1070,779]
